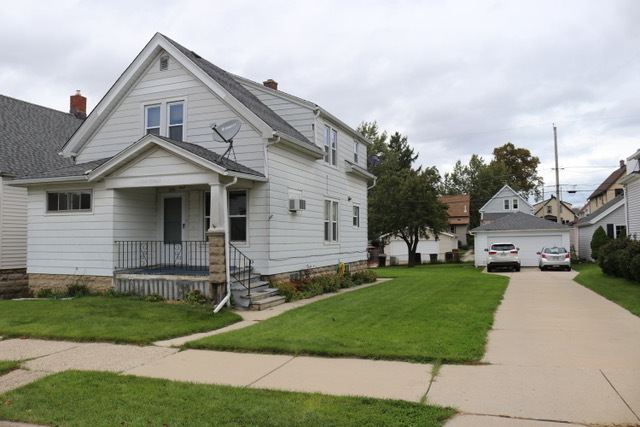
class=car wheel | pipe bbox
[566,266,571,272]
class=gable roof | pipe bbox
[574,194,624,228]
[479,184,533,213]
[471,212,570,232]
[438,195,471,218]
[0,94,82,178]
[588,163,626,200]
[533,196,575,217]
[13,135,264,184]
[62,33,319,158]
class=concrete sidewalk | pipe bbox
[432,268,640,426]
[1,271,639,426]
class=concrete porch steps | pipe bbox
[250,294,286,310]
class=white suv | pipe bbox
[485,242,521,272]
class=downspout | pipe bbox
[213,176,238,314]
[367,176,377,190]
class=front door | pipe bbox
[161,194,185,244]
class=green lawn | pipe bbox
[0,371,456,427]
[573,264,640,316]
[186,265,508,364]
[0,360,20,376]
[0,297,241,344]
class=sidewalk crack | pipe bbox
[246,356,296,387]
[600,369,640,422]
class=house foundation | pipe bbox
[264,260,368,283]
[0,268,29,299]
[28,274,112,294]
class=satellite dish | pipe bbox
[211,119,241,143]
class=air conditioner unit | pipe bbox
[289,199,306,211]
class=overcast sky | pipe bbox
[2,0,639,207]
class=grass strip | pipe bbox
[0,360,21,376]
[186,265,508,364]
[573,264,640,316]
[0,370,456,427]
[0,297,242,344]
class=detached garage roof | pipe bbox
[471,212,571,232]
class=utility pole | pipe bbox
[553,124,561,224]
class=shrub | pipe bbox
[630,254,640,283]
[144,293,165,302]
[34,288,55,298]
[66,283,91,298]
[274,281,301,302]
[590,226,611,260]
[185,289,207,306]
[313,274,341,293]
[300,281,324,299]
[338,275,355,288]
[352,270,378,284]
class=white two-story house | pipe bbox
[12,33,374,306]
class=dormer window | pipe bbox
[512,199,518,209]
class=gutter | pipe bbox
[213,176,238,314]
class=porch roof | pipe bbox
[12,136,264,184]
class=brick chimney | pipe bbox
[70,90,87,119]
[620,159,625,168]
[263,79,278,90]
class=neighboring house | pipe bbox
[386,231,458,264]
[471,212,571,267]
[619,149,640,240]
[573,195,625,260]
[0,94,83,299]
[438,194,471,246]
[533,196,576,225]
[479,185,533,224]
[11,33,374,305]
[586,160,626,214]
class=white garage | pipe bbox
[472,212,572,267]
[386,231,458,263]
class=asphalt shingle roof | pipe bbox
[0,95,83,177]
[574,194,624,227]
[163,34,315,149]
[472,212,571,232]
[588,165,626,199]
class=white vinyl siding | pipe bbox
[626,178,640,239]
[474,231,570,267]
[577,202,626,260]
[0,179,28,269]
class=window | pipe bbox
[324,200,338,242]
[47,191,92,212]
[324,125,337,166]
[450,225,456,234]
[546,205,552,214]
[352,205,360,227]
[168,102,184,141]
[160,56,169,71]
[204,191,211,232]
[615,188,624,197]
[504,199,510,210]
[353,141,359,163]
[144,101,184,141]
[616,225,627,239]
[145,105,161,135]
[512,199,518,209]
[229,190,247,242]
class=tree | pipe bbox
[590,226,611,260]
[369,166,448,267]
[491,142,543,200]
[388,132,418,172]
[441,154,508,229]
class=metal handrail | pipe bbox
[229,243,253,296]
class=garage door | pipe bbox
[487,234,565,267]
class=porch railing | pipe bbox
[229,243,253,296]
[115,241,209,272]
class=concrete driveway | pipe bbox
[431,268,640,426]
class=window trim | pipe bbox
[512,199,519,209]
[503,199,510,210]
[323,125,338,166]
[324,199,339,243]
[229,189,248,244]
[143,99,186,141]
[352,205,360,228]
[353,141,359,163]
[46,190,93,213]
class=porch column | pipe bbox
[207,229,226,304]
[208,181,223,231]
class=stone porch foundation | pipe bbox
[28,274,112,294]
[263,260,369,283]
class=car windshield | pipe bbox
[492,244,515,251]
[543,247,567,254]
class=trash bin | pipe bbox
[390,256,399,266]
[445,252,453,263]
[378,254,387,267]
[452,249,460,263]
[415,253,422,265]
[430,253,438,264]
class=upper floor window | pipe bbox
[144,101,184,141]
[145,105,161,135]
[512,199,518,209]
[47,191,92,212]
[546,205,552,214]
[504,199,510,210]
[324,125,337,166]
[353,141,359,163]
[352,205,360,227]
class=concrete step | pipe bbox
[244,287,279,302]
[250,295,286,311]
